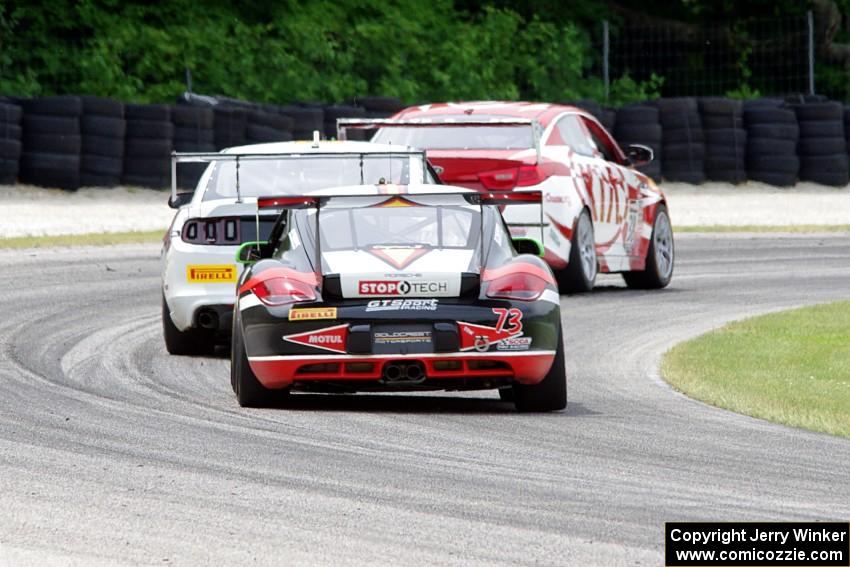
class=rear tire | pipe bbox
[623,205,674,289]
[162,294,214,356]
[513,324,567,412]
[231,310,288,407]
[557,209,597,293]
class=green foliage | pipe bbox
[0,0,659,105]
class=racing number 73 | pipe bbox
[492,307,523,335]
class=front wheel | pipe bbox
[512,324,567,412]
[557,209,597,293]
[623,204,674,289]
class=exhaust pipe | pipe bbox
[197,309,219,330]
[381,361,426,384]
[405,364,422,381]
[383,363,403,382]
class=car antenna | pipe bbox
[235,155,241,203]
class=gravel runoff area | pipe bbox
[0,180,848,238]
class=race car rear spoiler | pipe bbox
[253,190,545,273]
[169,147,428,207]
[336,118,543,160]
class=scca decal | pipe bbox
[358,280,448,296]
[282,324,348,353]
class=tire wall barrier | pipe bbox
[0,94,847,189]
[0,97,22,184]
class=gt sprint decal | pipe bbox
[458,308,524,352]
[283,324,348,354]
[365,299,438,312]
[186,264,237,283]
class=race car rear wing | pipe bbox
[169,146,428,207]
[336,118,543,160]
[249,190,545,275]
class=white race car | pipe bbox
[161,138,440,355]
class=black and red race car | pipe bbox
[230,184,566,411]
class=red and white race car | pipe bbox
[339,101,674,292]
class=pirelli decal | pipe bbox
[186,264,237,283]
[289,307,338,321]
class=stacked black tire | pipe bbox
[656,98,705,184]
[279,105,324,140]
[0,99,22,184]
[743,101,799,187]
[614,105,662,181]
[123,104,173,188]
[845,104,850,169]
[80,97,125,187]
[355,96,405,119]
[19,96,82,189]
[324,104,366,140]
[213,107,248,150]
[699,98,746,184]
[792,101,848,187]
[172,105,215,189]
[245,109,293,145]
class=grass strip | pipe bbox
[662,301,850,439]
[0,230,165,249]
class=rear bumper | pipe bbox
[248,351,556,390]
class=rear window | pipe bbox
[203,155,428,201]
[372,115,533,150]
[299,201,480,251]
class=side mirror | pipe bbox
[511,237,544,258]
[168,192,193,209]
[236,241,271,264]
[626,144,654,167]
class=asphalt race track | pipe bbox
[1,234,849,566]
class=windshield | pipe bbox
[371,116,534,150]
[203,154,428,201]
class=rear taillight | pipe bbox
[478,168,519,190]
[182,217,241,245]
[478,165,549,190]
[485,273,547,301]
[252,278,317,306]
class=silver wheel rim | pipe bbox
[653,211,674,279]
[577,213,597,281]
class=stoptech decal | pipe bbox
[288,307,337,321]
[283,324,348,354]
[359,280,448,295]
[458,308,524,352]
[340,273,461,298]
[186,264,237,283]
[365,299,438,312]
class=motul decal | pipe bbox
[458,308,523,352]
[283,324,348,354]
